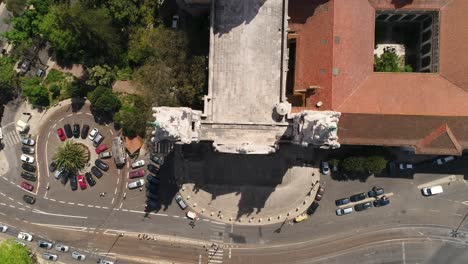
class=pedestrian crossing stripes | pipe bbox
[207,221,226,264]
[154,141,174,154]
[1,129,21,149]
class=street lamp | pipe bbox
[451,209,468,238]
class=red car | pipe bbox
[129,169,145,179]
[56,128,66,141]
[20,181,34,191]
[77,174,87,190]
[95,144,108,154]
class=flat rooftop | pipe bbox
[205,0,285,124]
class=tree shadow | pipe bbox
[70,97,85,112]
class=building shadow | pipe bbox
[391,0,414,9]
[288,0,330,24]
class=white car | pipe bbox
[186,211,198,220]
[321,161,330,175]
[72,251,86,261]
[422,185,444,196]
[55,244,69,252]
[98,259,114,264]
[17,232,33,241]
[21,138,35,146]
[88,128,99,140]
[434,156,455,165]
[42,252,58,261]
[128,179,145,189]
[54,168,64,179]
[131,160,145,169]
[336,207,353,216]
[0,225,8,232]
[21,154,35,164]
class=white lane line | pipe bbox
[19,208,25,211]
[0,203,6,206]
[86,113,92,116]
[32,209,88,219]
[52,123,56,128]
[43,197,49,200]
[77,203,85,206]
[402,242,406,264]
[110,130,113,135]
[117,178,119,185]
[229,248,231,259]
[129,210,143,214]
[77,112,83,114]
[122,209,129,212]
[452,213,463,217]
[9,205,15,208]
[17,202,24,206]
[35,134,40,194]
[59,201,66,204]
[113,208,119,211]
[95,206,101,209]
[87,205,94,208]
[8,197,13,201]
[1,177,7,181]
[119,202,123,209]
[45,137,50,178]
[172,215,180,218]
[203,219,210,222]
[68,202,75,205]
[102,207,109,209]
[114,188,117,195]
[49,199,56,202]
[66,114,73,117]
[0,192,5,196]
[47,131,51,139]
[155,213,168,217]
[59,117,64,122]
[111,198,115,204]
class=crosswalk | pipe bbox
[1,127,21,150]
[154,141,174,155]
[207,221,226,264]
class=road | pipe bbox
[0,99,467,263]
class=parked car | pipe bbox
[23,195,36,204]
[147,174,160,185]
[367,187,384,198]
[21,171,36,182]
[355,202,373,211]
[72,124,80,138]
[175,194,187,209]
[315,186,325,201]
[17,232,33,241]
[95,159,109,171]
[54,168,64,179]
[85,172,96,186]
[335,197,350,206]
[20,154,35,164]
[22,163,36,173]
[146,190,159,200]
[350,192,367,202]
[321,161,330,175]
[100,151,112,159]
[36,68,46,77]
[150,154,164,166]
[55,244,69,252]
[434,156,455,165]
[171,15,179,29]
[77,174,87,190]
[20,181,34,191]
[0,225,8,232]
[49,161,57,172]
[71,251,86,261]
[60,172,69,185]
[64,124,73,138]
[69,175,77,191]
[88,128,98,140]
[128,179,145,189]
[95,144,108,154]
[21,137,35,146]
[186,211,198,220]
[92,133,104,147]
[56,128,66,141]
[42,252,58,261]
[147,164,160,174]
[91,166,103,178]
[131,160,145,169]
[399,163,413,170]
[373,198,390,207]
[336,207,353,216]
[129,169,145,179]
[307,201,319,215]
[294,213,308,223]
[81,125,89,139]
[38,240,53,249]
[21,146,35,154]
[98,258,114,264]
[421,185,444,196]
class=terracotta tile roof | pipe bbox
[124,136,143,155]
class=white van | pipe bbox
[0,127,3,141]
[421,185,443,196]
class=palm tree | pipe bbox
[53,141,89,174]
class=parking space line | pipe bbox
[68,202,75,205]
[0,203,5,206]
[114,188,117,195]
[95,206,101,209]
[8,197,13,201]
[59,201,66,204]
[52,123,56,128]
[0,192,5,196]
[111,198,115,204]
[49,199,56,202]
[119,202,123,209]
[9,205,15,208]
[102,207,109,209]
[78,203,84,206]
[87,205,94,208]
[59,117,64,122]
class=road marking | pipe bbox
[59,201,65,204]
[117,178,119,184]
[8,197,13,201]
[68,202,75,205]
[1,177,6,181]
[0,193,5,197]
[119,202,123,209]
[17,202,24,206]
[86,113,92,116]
[199,254,202,264]
[113,208,119,211]
[102,207,109,209]
[59,117,64,122]
[95,206,101,209]
[462,201,468,206]
[402,242,406,264]
[111,198,115,204]
[110,130,113,135]
[0,203,6,206]
[452,213,463,217]
[203,219,210,222]
[418,232,424,236]
[35,134,40,194]
[77,112,83,114]
[229,248,231,259]
[9,205,15,208]
[87,205,94,208]
[47,131,51,139]
[429,209,440,213]
[52,123,56,128]
[32,209,88,219]
[155,213,168,217]
[19,207,25,211]
[49,198,56,202]
[77,203,85,206]
[66,114,73,117]
[122,209,129,212]
[114,188,117,195]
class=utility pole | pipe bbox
[101,233,124,262]
[451,209,468,238]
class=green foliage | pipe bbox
[85,65,115,87]
[49,84,61,98]
[127,27,154,65]
[114,95,149,138]
[374,48,413,72]
[88,86,121,114]
[0,239,34,264]
[0,58,18,103]
[44,69,66,84]
[53,141,89,173]
[342,157,367,174]
[329,159,340,167]
[105,0,140,26]
[5,0,28,17]
[22,77,50,106]
[365,155,388,175]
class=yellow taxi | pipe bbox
[294,213,308,223]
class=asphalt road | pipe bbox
[0,99,467,263]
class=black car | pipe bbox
[373,198,390,207]
[95,159,109,171]
[23,195,36,204]
[91,166,103,178]
[60,172,69,185]
[335,197,350,206]
[150,154,164,166]
[48,161,57,172]
[81,125,89,139]
[350,193,367,202]
[21,146,35,154]
[355,202,372,211]
[367,187,384,198]
[69,175,77,191]
[64,124,73,138]
[84,172,96,186]
[22,163,36,173]
[72,124,80,138]
[21,171,36,182]
[147,174,160,185]
[306,201,319,215]
[147,164,160,174]
[146,191,159,200]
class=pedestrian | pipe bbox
[139,187,143,192]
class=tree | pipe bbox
[364,155,388,175]
[85,65,115,87]
[342,157,367,174]
[114,96,149,138]
[49,84,61,98]
[22,77,50,106]
[374,47,413,72]
[88,86,121,115]
[53,141,89,174]
[0,239,34,264]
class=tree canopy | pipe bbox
[88,86,121,115]
[21,77,50,106]
[374,47,413,72]
[53,141,89,173]
[0,239,34,264]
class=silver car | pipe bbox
[175,194,187,210]
[128,179,145,189]
[71,251,86,261]
[336,207,353,216]
[55,243,69,252]
[38,240,53,249]
[42,252,58,261]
